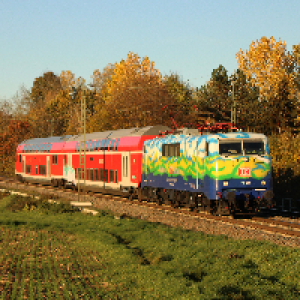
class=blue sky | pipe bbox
[0,0,299,102]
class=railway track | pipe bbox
[0,176,300,246]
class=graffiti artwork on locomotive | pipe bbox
[15,125,274,215]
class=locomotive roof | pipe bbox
[19,126,171,145]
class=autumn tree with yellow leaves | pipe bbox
[87,52,178,132]
[236,37,299,133]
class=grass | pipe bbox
[0,191,299,299]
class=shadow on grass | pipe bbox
[214,285,255,300]
[0,220,27,226]
[107,231,151,265]
[183,270,206,283]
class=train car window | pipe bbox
[219,141,242,156]
[162,144,180,157]
[105,169,109,183]
[100,139,106,150]
[115,138,120,150]
[114,170,117,183]
[95,168,99,181]
[90,157,93,161]
[19,155,21,163]
[39,165,45,175]
[243,140,265,155]
[109,170,114,183]
[26,165,31,174]
[100,168,103,181]
[36,165,38,174]
[104,139,110,151]
[110,139,115,151]
[52,155,58,165]
[78,142,82,152]
[90,169,94,181]
[95,140,100,151]
[78,168,81,179]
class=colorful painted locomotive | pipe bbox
[15,125,274,215]
[141,128,273,215]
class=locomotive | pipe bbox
[15,124,274,215]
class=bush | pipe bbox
[269,132,300,205]
[5,194,80,214]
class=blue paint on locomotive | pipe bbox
[142,172,272,200]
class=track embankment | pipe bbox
[0,177,299,249]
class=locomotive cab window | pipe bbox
[243,140,264,155]
[219,141,242,156]
[162,143,180,157]
[219,139,265,156]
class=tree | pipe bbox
[163,74,200,126]
[196,65,231,122]
[0,100,13,134]
[236,36,298,132]
[31,71,62,105]
[91,64,115,96]
[0,120,31,176]
[8,86,33,122]
[230,69,262,130]
[87,52,176,131]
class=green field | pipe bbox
[0,191,299,299]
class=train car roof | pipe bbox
[64,125,171,142]
[19,126,171,145]
[20,135,72,145]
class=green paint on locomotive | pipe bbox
[143,134,271,181]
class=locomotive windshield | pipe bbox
[219,139,265,156]
[243,140,265,155]
[219,141,242,156]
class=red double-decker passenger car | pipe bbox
[15,126,170,195]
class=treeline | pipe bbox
[0,36,300,201]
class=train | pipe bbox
[15,124,274,216]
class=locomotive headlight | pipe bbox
[261,180,266,186]
[223,181,228,186]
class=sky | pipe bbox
[0,0,299,103]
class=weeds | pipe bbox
[5,194,80,214]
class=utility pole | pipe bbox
[69,85,87,202]
[231,75,237,126]
[78,85,86,202]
